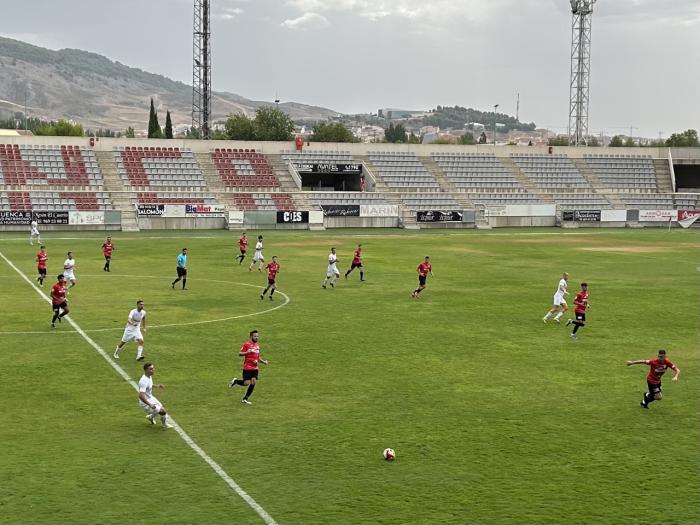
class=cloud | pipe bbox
[281,12,330,30]
[215,6,244,21]
[285,0,507,24]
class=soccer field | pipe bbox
[0,228,698,525]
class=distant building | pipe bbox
[0,129,33,137]
[378,108,429,120]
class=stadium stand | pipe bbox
[230,192,297,211]
[0,144,105,188]
[130,191,217,206]
[584,154,658,190]
[401,193,462,211]
[674,193,700,209]
[1,190,112,210]
[368,152,440,190]
[432,152,543,205]
[212,148,279,189]
[281,150,356,163]
[616,193,674,209]
[113,146,207,190]
[511,153,611,209]
[309,192,389,208]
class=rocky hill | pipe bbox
[0,36,338,132]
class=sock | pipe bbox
[572,324,581,334]
[148,413,156,422]
[172,278,180,286]
[161,414,168,426]
[360,271,364,280]
[331,275,337,285]
[244,382,256,399]
[554,312,563,321]
[136,346,144,359]
[52,312,59,323]
[345,270,351,277]
[270,288,275,297]
[543,312,553,320]
[232,379,245,386]
[643,393,654,405]
[262,287,269,296]
[114,346,121,356]
[182,278,187,289]
[322,278,328,286]
[59,311,69,318]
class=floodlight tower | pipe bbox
[192,0,211,139]
[568,0,596,146]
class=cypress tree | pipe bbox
[164,110,173,139]
[148,98,162,138]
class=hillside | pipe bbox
[0,36,337,132]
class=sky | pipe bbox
[1,0,699,138]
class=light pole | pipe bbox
[493,104,499,146]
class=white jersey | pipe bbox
[327,252,339,275]
[138,374,154,403]
[253,241,264,261]
[30,221,39,235]
[553,278,568,305]
[127,308,146,328]
[63,258,76,279]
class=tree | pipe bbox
[587,136,600,147]
[253,106,294,141]
[35,119,84,136]
[148,98,162,138]
[624,136,636,147]
[548,136,569,146]
[185,126,201,139]
[609,135,624,147]
[666,129,699,147]
[224,113,256,140]
[124,126,135,138]
[310,122,356,142]
[385,123,407,143]
[459,132,475,145]
[408,132,421,144]
[164,110,173,139]
[478,131,488,144]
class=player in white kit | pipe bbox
[114,300,147,361]
[137,362,173,429]
[63,252,76,289]
[248,235,265,272]
[322,247,340,289]
[29,220,41,245]
[543,272,569,323]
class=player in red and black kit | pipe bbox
[236,233,248,265]
[36,245,48,286]
[411,256,433,298]
[50,274,70,328]
[260,256,280,301]
[229,330,270,405]
[344,244,365,281]
[566,282,589,339]
[102,237,115,272]
[627,349,680,409]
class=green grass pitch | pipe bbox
[0,228,697,525]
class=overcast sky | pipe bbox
[2,0,699,137]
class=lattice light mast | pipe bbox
[192,0,211,139]
[568,0,596,146]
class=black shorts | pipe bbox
[52,301,67,311]
[177,267,187,278]
[104,255,111,261]
[647,381,662,396]
[351,262,363,269]
[240,248,247,255]
[268,278,276,285]
[575,312,586,322]
[38,268,47,276]
[242,369,259,381]
[418,275,427,286]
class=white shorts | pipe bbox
[140,397,162,414]
[31,229,40,236]
[122,327,143,343]
[253,252,264,261]
[553,293,567,306]
[326,265,340,277]
[63,270,75,281]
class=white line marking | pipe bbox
[0,275,290,335]
[0,249,277,525]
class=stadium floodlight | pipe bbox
[568,0,596,146]
[192,0,211,139]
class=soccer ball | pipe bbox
[383,448,396,461]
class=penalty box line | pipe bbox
[0,250,277,525]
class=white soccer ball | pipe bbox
[383,448,396,461]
